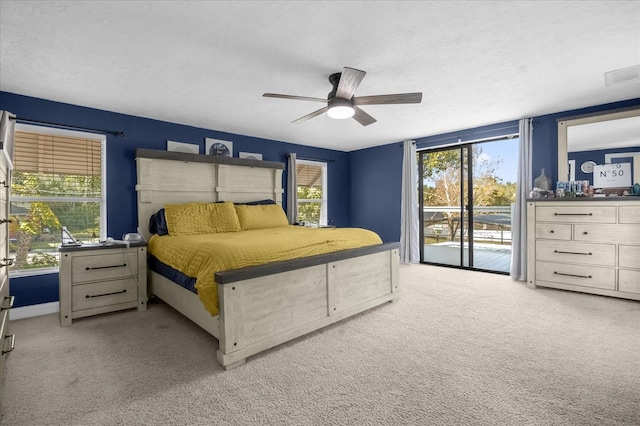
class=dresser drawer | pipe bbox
[71,252,139,284]
[619,245,640,269]
[0,210,6,244]
[619,205,640,224]
[536,241,615,266]
[619,270,640,293]
[0,309,11,383]
[71,278,138,311]
[0,275,9,312]
[535,205,616,223]
[536,261,616,290]
[535,223,572,240]
[574,224,640,245]
[0,167,6,203]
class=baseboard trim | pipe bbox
[11,302,60,320]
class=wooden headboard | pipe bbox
[135,148,285,241]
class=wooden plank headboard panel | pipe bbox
[135,149,285,241]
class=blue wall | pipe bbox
[0,91,351,307]
[3,90,638,308]
[348,142,403,243]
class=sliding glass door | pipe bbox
[419,138,517,273]
[420,146,469,267]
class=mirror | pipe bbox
[558,107,640,188]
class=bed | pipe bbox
[135,148,400,369]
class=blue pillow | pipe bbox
[149,208,169,236]
[236,199,276,206]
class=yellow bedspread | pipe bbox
[148,226,382,316]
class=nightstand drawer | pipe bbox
[71,252,138,284]
[536,261,615,290]
[536,241,615,266]
[535,224,571,240]
[71,278,138,311]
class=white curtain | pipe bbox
[0,111,16,168]
[400,140,419,263]
[510,118,533,281]
[286,153,297,224]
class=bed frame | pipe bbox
[135,149,400,369]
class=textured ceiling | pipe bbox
[1,1,639,152]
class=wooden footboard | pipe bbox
[215,243,400,369]
[148,243,400,369]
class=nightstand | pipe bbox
[58,242,148,326]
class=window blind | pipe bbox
[14,131,101,177]
[296,164,323,187]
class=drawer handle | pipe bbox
[0,181,8,188]
[0,219,12,224]
[554,213,593,216]
[554,271,592,279]
[0,258,14,267]
[549,230,554,234]
[86,289,127,299]
[553,250,592,256]
[0,295,15,311]
[85,263,127,271]
[2,334,15,355]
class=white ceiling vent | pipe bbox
[605,64,640,86]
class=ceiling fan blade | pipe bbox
[263,93,327,103]
[354,92,422,105]
[336,67,366,99]
[292,106,329,124]
[352,107,377,126]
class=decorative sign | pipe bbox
[593,163,632,188]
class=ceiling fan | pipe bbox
[263,67,422,126]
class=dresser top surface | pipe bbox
[527,197,640,202]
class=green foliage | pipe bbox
[12,172,100,198]
[22,252,58,269]
[10,172,101,270]
[422,145,515,241]
[297,186,323,224]
[422,145,514,207]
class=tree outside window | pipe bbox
[9,127,105,273]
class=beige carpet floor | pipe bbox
[1,264,638,425]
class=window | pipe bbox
[10,125,106,274]
[296,160,327,226]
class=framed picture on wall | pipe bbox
[167,140,199,154]
[205,138,233,157]
[239,152,262,160]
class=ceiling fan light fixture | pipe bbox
[327,105,355,119]
[327,98,355,119]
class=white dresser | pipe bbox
[0,146,14,383]
[527,199,640,300]
[59,243,148,326]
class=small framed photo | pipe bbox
[167,140,199,154]
[239,152,263,161]
[205,138,233,157]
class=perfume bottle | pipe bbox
[534,168,552,191]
